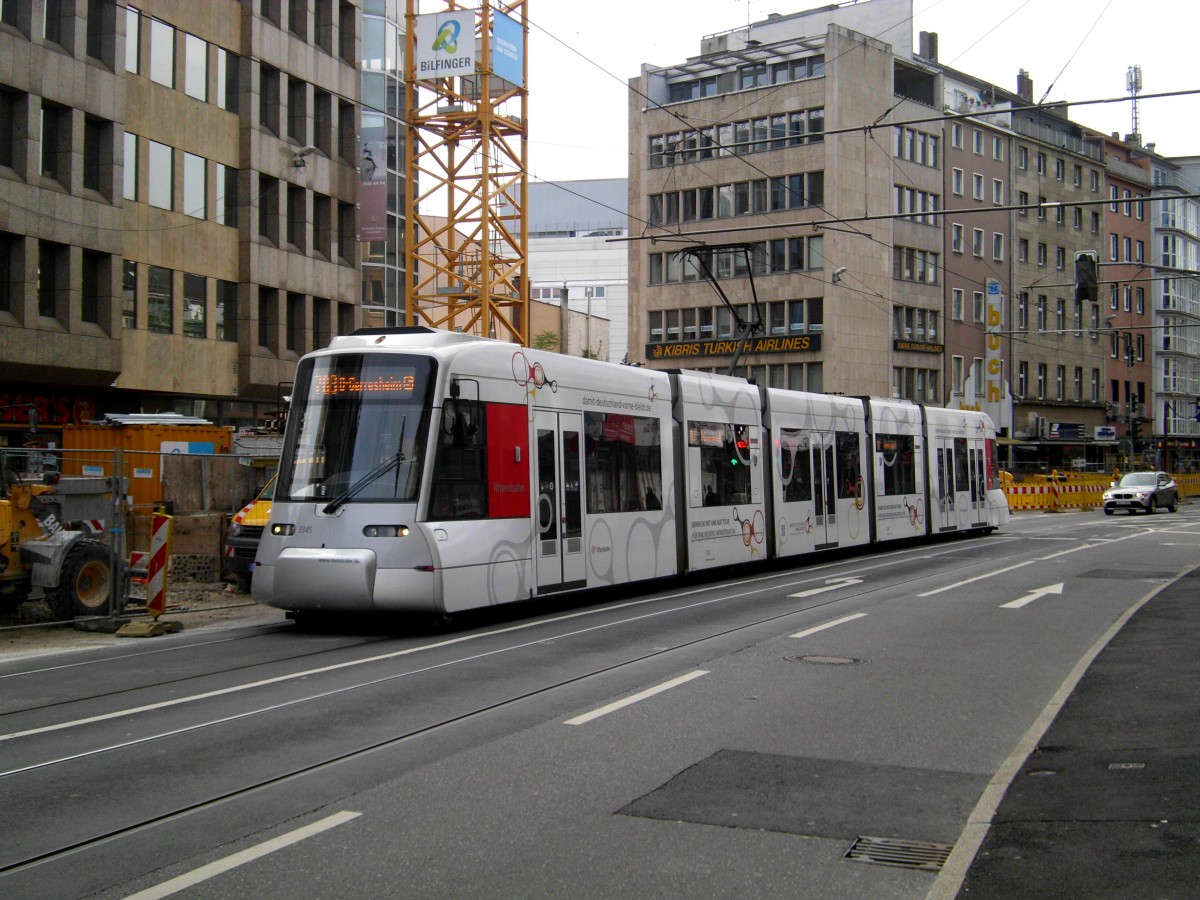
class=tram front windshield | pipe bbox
[278,353,435,504]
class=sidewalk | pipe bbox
[953,567,1200,898]
[1,583,284,660]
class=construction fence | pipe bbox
[5,445,277,584]
[1003,471,1200,512]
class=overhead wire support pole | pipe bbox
[680,244,765,377]
[404,0,529,346]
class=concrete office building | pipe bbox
[625,0,1168,472]
[628,0,942,396]
[519,178,627,364]
[0,0,363,445]
[1148,153,1200,470]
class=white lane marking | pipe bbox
[1000,583,1064,609]
[0,546,933,744]
[789,612,867,639]
[124,811,361,899]
[1,573,779,745]
[564,671,708,726]
[916,558,1037,596]
[788,576,863,598]
[0,532,1023,744]
[918,529,1145,597]
[927,565,1198,900]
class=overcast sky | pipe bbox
[519,0,1199,184]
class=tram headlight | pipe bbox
[363,525,410,538]
[270,523,295,536]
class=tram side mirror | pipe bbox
[28,409,38,434]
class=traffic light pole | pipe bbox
[1164,400,1171,473]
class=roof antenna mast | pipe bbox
[1126,64,1142,144]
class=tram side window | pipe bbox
[876,433,916,495]
[691,420,751,506]
[954,437,969,492]
[429,399,487,519]
[584,412,662,512]
[779,428,812,502]
[836,431,862,499]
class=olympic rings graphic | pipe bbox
[511,351,558,393]
[904,496,925,528]
[732,507,766,547]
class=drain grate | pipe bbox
[844,835,954,871]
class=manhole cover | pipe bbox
[786,654,862,665]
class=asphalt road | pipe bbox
[1,505,1197,898]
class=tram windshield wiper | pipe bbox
[322,416,406,514]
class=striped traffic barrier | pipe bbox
[145,512,172,619]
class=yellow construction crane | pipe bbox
[404,0,529,346]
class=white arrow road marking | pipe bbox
[1000,583,1064,609]
[788,576,864,598]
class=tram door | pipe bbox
[812,431,838,549]
[968,442,987,525]
[934,439,957,532]
[533,410,585,591]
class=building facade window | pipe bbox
[40,101,71,185]
[122,259,137,328]
[892,246,939,284]
[287,290,304,351]
[183,152,205,218]
[123,132,138,200]
[216,279,237,341]
[184,33,207,100]
[147,139,173,209]
[258,286,277,350]
[215,47,240,112]
[183,272,206,337]
[147,265,173,333]
[80,250,107,325]
[149,17,174,87]
[83,115,112,196]
[37,241,68,321]
[215,163,238,226]
[260,65,281,135]
[125,5,140,72]
[259,174,279,243]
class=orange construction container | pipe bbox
[61,424,233,510]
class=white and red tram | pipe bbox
[253,328,1008,616]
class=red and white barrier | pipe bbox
[145,513,173,619]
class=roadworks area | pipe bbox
[1,580,284,660]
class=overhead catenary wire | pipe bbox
[521,4,1200,350]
